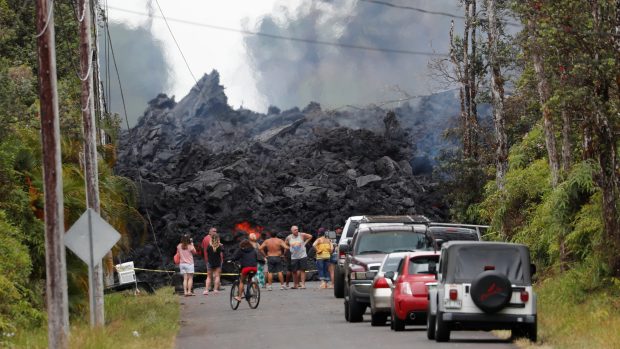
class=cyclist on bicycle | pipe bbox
[232,239,258,302]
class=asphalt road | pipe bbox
[175,281,516,349]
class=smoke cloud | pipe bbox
[243,0,463,110]
[100,21,172,127]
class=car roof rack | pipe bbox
[422,223,490,252]
[361,215,431,224]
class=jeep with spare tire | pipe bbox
[427,241,537,343]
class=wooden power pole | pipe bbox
[35,0,69,347]
[78,0,105,327]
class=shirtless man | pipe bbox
[260,233,289,290]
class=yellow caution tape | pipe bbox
[132,267,238,276]
[132,267,317,276]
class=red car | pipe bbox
[388,251,440,331]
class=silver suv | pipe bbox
[427,241,537,342]
[333,215,430,298]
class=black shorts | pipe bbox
[267,256,284,274]
[290,257,308,272]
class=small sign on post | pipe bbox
[65,208,120,326]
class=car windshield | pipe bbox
[408,256,439,275]
[381,255,404,273]
[355,231,429,254]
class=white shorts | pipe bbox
[180,263,194,274]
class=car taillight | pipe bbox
[449,289,458,300]
[520,290,529,302]
[373,277,390,289]
[400,282,412,295]
[339,250,345,258]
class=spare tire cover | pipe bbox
[470,270,512,313]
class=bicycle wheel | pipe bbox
[247,281,260,309]
[230,282,240,310]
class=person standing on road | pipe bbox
[285,225,312,289]
[313,230,333,289]
[260,232,290,290]
[205,233,223,295]
[202,227,218,294]
[178,234,197,296]
[232,239,258,302]
[249,233,266,288]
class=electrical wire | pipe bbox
[107,6,449,57]
[101,2,173,282]
[153,0,198,83]
[101,15,130,131]
[357,0,520,27]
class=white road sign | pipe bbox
[65,208,120,264]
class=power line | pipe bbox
[107,6,449,57]
[102,14,130,132]
[358,0,521,27]
[153,0,198,84]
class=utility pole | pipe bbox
[36,0,69,347]
[91,1,116,284]
[78,0,105,327]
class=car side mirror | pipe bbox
[339,244,349,253]
[530,263,537,276]
[384,271,395,281]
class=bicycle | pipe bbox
[228,262,260,310]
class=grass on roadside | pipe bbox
[10,287,179,349]
[512,271,620,349]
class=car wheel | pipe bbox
[348,297,365,323]
[426,311,436,340]
[370,312,387,326]
[391,307,405,331]
[526,320,537,343]
[334,267,344,298]
[435,311,450,342]
[511,320,537,343]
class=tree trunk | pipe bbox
[485,1,509,240]
[486,0,508,190]
[591,0,620,277]
[468,0,479,158]
[528,19,560,187]
[449,20,468,156]
[462,0,472,157]
[561,110,571,175]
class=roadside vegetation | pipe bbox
[9,287,179,349]
[0,1,153,347]
[435,1,620,348]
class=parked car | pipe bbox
[427,241,537,342]
[386,251,440,331]
[369,252,409,326]
[333,215,430,298]
[342,224,431,322]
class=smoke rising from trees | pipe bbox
[100,21,172,127]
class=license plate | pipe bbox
[444,300,462,309]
